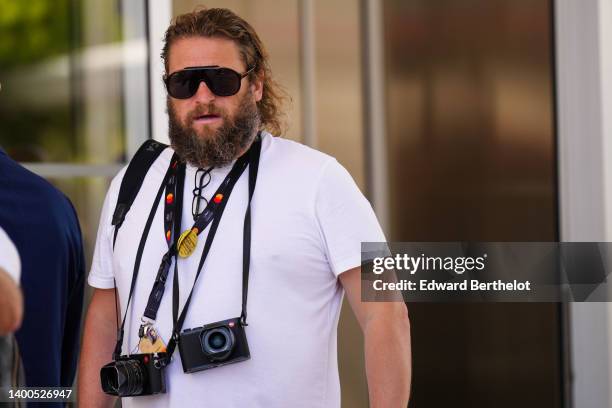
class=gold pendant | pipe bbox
[177,228,198,258]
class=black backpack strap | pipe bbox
[112,139,168,247]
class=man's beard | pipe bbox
[167,92,260,168]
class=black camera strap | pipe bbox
[163,135,261,364]
[112,153,179,360]
[140,156,186,323]
[164,158,186,323]
[111,134,261,361]
[142,135,259,322]
[112,140,168,247]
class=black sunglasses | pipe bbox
[164,65,255,99]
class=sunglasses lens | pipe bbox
[166,68,244,98]
[206,68,242,97]
[166,71,199,99]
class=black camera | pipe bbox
[178,317,250,373]
[100,353,167,397]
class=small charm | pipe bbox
[177,228,198,258]
[138,324,167,353]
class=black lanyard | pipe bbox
[112,135,261,360]
[143,136,259,322]
[164,135,261,361]
[112,153,179,360]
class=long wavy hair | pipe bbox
[162,7,288,136]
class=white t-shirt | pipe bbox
[0,227,20,283]
[89,132,386,408]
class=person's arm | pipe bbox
[340,266,411,408]
[77,288,119,408]
[0,268,22,335]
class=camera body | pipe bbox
[100,353,167,397]
[178,317,250,373]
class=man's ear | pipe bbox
[251,71,264,102]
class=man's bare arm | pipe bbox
[0,268,22,335]
[78,288,119,408]
[340,266,411,408]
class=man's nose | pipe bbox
[192,80,216,103]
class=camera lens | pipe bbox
[201,326,235,361]
[105,372,119,391]
[103,359,145,396]
[209,332,227,349]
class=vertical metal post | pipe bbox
[361,0,390,234]
[599,0,612,231]
[121,0,150,157]
[146,0,172,144]
[298,0,317,147]
[556,0,612,407]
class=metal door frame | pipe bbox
[555,1,612,407]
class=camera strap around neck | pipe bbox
[112,154,178,360]
[164,135,261,363]
[112,134,261,361]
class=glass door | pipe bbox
[0,0,150,271]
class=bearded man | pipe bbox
[78,7,410,408]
